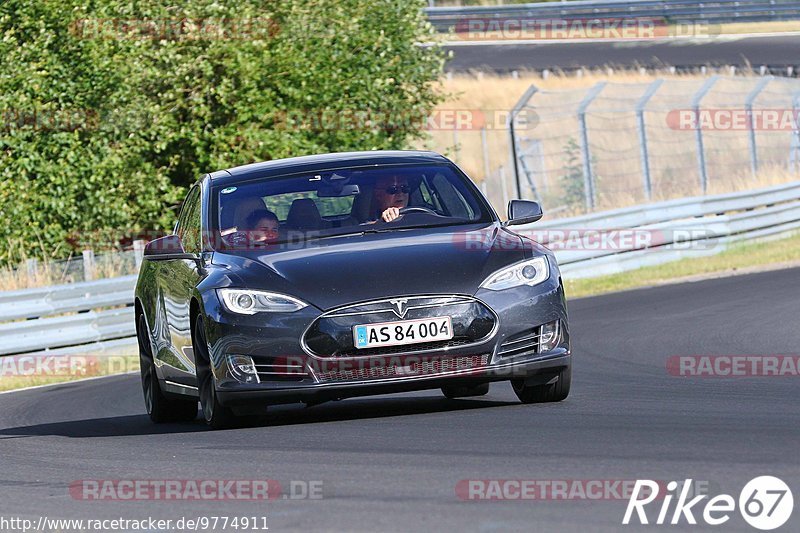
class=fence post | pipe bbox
[480,127,491,181]
[517,140,543,203]
[452,128,460,165]
[82,249,96,281]
[791,93,800,173]
[635,78,664,201]
[577,81,607,211]
[25,258,38,286]
[745,76,773,179]
[499,165,510,210]
[133,239,146,268]
[691,76,719,194]
[508,85,539,199]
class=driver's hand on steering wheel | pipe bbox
[381,207,401,222]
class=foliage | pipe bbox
[0,0,445,264]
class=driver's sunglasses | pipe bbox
[385,184,410,195]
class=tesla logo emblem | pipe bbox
[389,299,409,319]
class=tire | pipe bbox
[441,382,490,399]
[137,314,198,423]
[194,315,237,430]
[511,367,571,404]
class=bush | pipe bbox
[0,0,445,265]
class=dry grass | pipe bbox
[0,246,138,291]
[718,21,800,34]
[412,70,800,216]
[0,351,139,393]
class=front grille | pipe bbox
[316,354,489,383]
[254,357,308,382]
[303,295,497,358]
[498,327,543,357]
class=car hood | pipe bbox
[214,223,528,310]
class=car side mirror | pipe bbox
[143,235,196,261]
[505,199,544,226]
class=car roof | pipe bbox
[207,150,451,186]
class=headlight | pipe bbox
[218,289,308,314]
[480,256,549,291]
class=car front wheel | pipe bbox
[194,315,237,430]
[138,314,197,423]
[511,367,571,404]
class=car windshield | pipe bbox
[212,163,494,249]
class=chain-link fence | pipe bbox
[504,75,800,215]
[0,247,143,291]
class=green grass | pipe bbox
[564,231,800,299]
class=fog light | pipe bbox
[539,321,560,352]
[227,354,259,384]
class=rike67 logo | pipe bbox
[623,476,793,530]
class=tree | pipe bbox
[0,0,445,264]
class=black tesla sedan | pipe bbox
[135,150,571,428]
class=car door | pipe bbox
[159,184,204,384]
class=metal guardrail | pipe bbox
[425,0,800,29]
[0,275,137,356]
[0,275,137,323]
[1,180,799,354]
[515,180,800,277]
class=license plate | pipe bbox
[353,317,453,349]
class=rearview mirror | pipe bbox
[143,235,196,261]
[505,200,544,226]
[318,184,360,197]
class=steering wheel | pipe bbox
[398,206,443,217]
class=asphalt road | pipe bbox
[1,267,798,532]
[444,34,800,72]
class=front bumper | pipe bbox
[217,352,570,407]
[202,274,570,407]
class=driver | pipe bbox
[373,174,411,222]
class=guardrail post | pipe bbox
[508,85,539,199]
[691,76,719,194]
[635,79,664,201]
[577,82,607,211]
[82,249,96,282]
[133,240,146,268]
[745,76,773,179]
